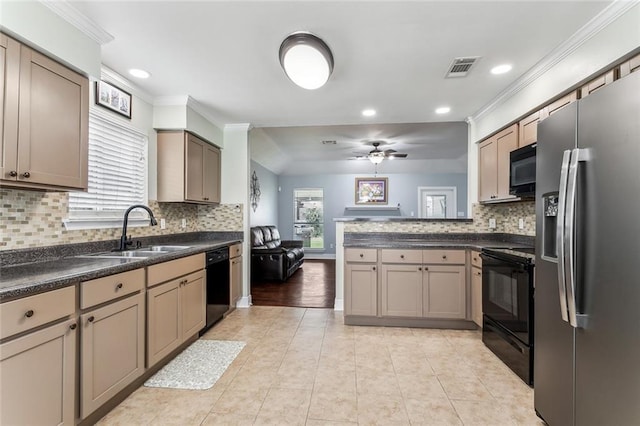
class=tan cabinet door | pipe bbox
[185,134,205,202]
[1,34,20,182]
[17,46,88,189]
[496,124,518,199]
[580,70,614,98]
[381,264,422,317]
[471,267,483,327]
[478,138,497,202]
[1,319,76,426]
[345,263,377,316]
[181,270,206,338]
[518,110,543,147]
[80,292,145,419]
[147,279,181,367]
[230,256,243,306]
[422,265,466,319]
[203,143,221,203]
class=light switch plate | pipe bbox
[181,218,186,228]
[518,218,524,229]
[160,218,166,229]
[489,218,496,229]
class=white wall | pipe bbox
[0,1,101,77]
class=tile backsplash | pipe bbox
[0,188,243,250]
[344,201,536,235]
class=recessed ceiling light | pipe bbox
[362,109,376,117]
[435,106,451,114]
[129,68,151,79]
[490,64,512,75]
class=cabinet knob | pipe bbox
[418,267,422,271]
[115,282,123,290]
[476,271,482,276]
[400,255,405,259]
[21,171,31,178]
[424,267,429,271]
[372,266,376,271]
[442,255,447,259]
[88,316,95,323]
[9,170,17,177]
[359,253,364,258]
[24,310,34,318]
[69,323,77,330]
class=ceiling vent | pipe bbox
[322,140,337,145]
[445,57,480,78]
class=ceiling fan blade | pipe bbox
[383,149,397,154]
[388,153,408,158]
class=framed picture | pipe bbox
[355,177,388,204]
[95,80,132,119]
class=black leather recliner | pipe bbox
[250,226,304,282]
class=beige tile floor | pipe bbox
[97,307,544,426]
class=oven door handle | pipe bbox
[480,252,529,268]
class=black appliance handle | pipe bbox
[480,251,529,268]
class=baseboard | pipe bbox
[304,253,336,260]
[236,295,251,308]
[334,298,344,311]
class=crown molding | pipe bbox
[101,66,154,104]
[225,123,253,132]
[40,0,114,45]
[471,0,638,122]
[154,96,226,129]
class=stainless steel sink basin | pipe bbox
[146,245,191,252]
[80,250,161,259]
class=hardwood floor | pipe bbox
[250,259,335,308]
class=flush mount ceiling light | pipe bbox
[362,109,376,117]
[129,68,150,79]
[491,64,512,75]
[279,32,334,90]
[435,106,451,114]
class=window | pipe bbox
[293,188,324,249]
[65,108,148,229]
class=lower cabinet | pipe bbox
[381,264,422,317]
[422,265,466,319]
[345,263,378,316]
[230,243,243,307]
[471,266,483,326]
[147,269,205,367]
[80,292,145,419]
[0,318,77,426]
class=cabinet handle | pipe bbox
[115,283,123,290]
[24,310,34,318]
[69,323,77,330]
[9,171,17,177]
[21,172,31,178]
[88,316,95,323]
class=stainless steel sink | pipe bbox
[146,245,191,252]
[80,250,161,259]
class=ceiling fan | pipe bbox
[352,141,408,164]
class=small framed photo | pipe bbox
[355,177,388,204]
[95,80,132,119]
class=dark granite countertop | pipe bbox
[343,232,534,251]
[0,232,242,302]
[335,217,473,222]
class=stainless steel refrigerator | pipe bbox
[534,70,640,426]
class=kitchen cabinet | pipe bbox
[147,254,205,367]
[79,268,145,419]
[380,249,466,320]
[478,123,518,202]
[230,243,243,307]
[157,130,221,204]
[579,70,615,98]
[619,52,640,77]
[0,286,76,426]
[0,33,88,191]
[518,109,544,147]
[541,91,577,118]
[470,250,483,327]
[344,248,377,316]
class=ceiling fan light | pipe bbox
[280,32,334,90]
[368,152,385,164]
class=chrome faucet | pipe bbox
[117,205,158,251]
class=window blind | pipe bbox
[68,110,147,221]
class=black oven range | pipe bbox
[480,247,535,386]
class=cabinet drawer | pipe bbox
[229,243,242,259]
[1,286,75,339]
[147,253,205,287]
[81,268,145,309]
[422,249,465,265]
[471,251,482,269]
[381,249,422,264]
[345,248,377,263]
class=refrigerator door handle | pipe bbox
[565,148,591,328]
[556,150,572,323]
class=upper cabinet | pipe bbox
[619,52,640,78]
[542,91,577,118]
[478,123,518,203]
[518,109,544,147]
[157,130,221,204]
[579,70,615,99]
[1,33,89,191]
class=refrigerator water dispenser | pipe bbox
[542,194,558,259]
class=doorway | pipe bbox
[418,186,457,218]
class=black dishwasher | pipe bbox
[202,247,230,333]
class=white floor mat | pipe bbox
[144,340,245,390]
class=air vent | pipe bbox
[322,140,336,145]
[445,56,480,78]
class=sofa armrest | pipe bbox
[281,240,303,249]
[252,247,287,256]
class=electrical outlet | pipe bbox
[181,218,186,228]
[489,218,496,229]
[518,218,524,229]
[160,218,166,229]
[330,243,334,249]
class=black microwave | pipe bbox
[510,144,536,197]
